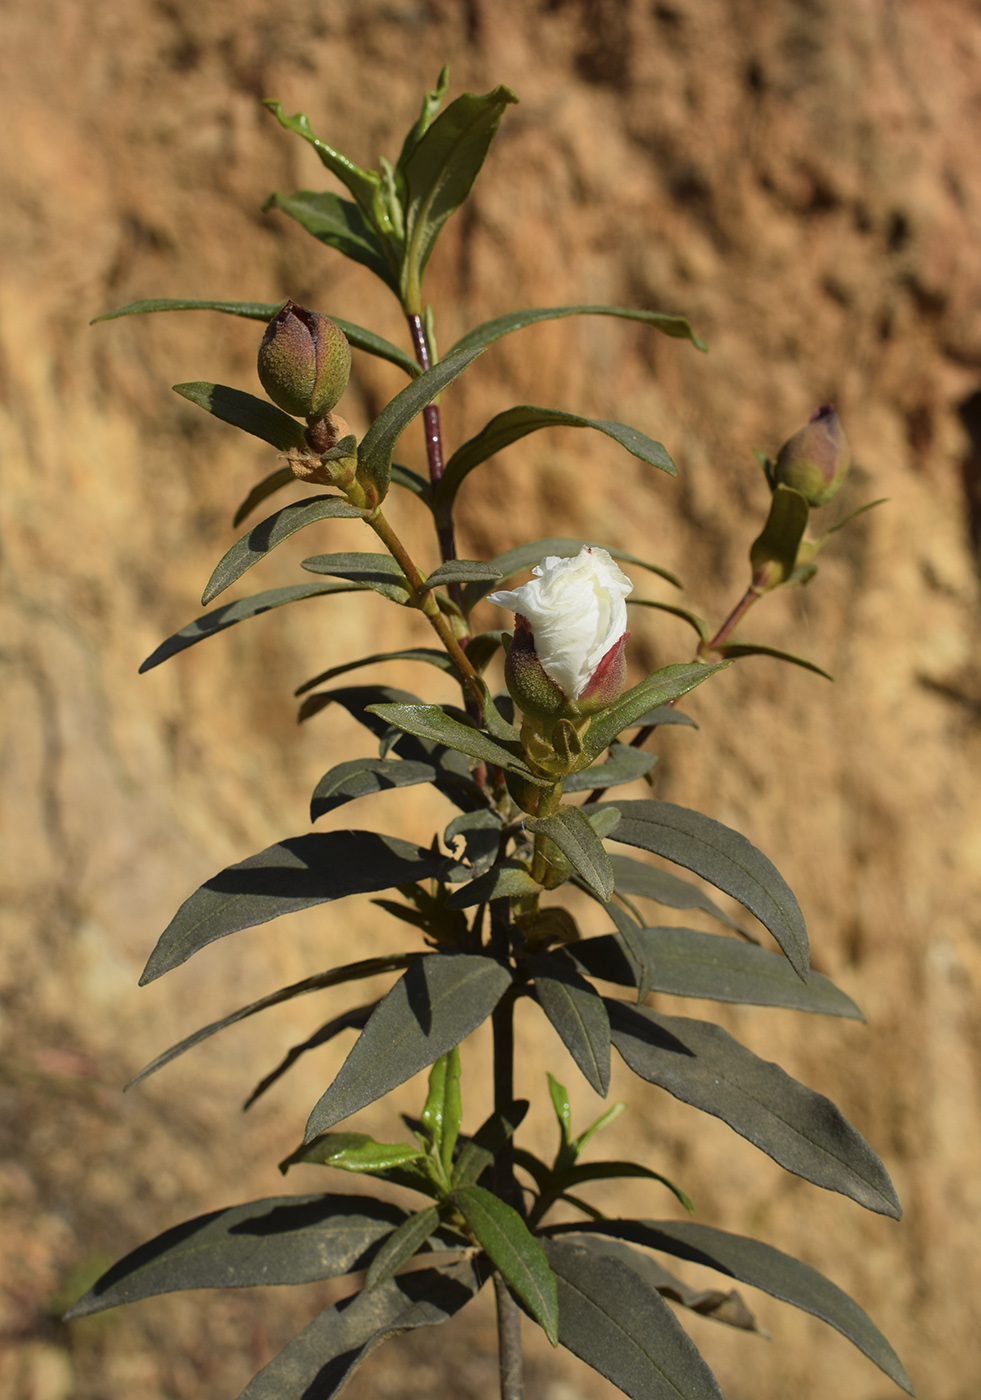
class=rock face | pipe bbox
[2,2,980,1397]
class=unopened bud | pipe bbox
[258,301,351,421]
[774,404,850,508]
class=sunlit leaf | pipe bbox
[301,551,411,604]
[262,190,403,299]
[583,664,726,762]
[629,597,711,643]
[712,641,833,680]
[528,806,615,903]
[367,701,535,777]
[295,648,454,697]
[445,861,541,908]
[451,1185,558,1345]
[420,559,502,592]
[310,757,438,820]
[448,304,707,359]
[173,381,307,451]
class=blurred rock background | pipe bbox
[1,0,980,1396]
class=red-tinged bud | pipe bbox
[502,614,568,721]
[258,301,351,421]
[774,404,851,508]
[576,632,629,715]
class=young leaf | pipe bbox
[367,702,535,777]
[553,1219,913,1395]
[300,551,412,604]
[600,799,809,977]
[609,852,744,932]
[202,496,367,607]
[527,806,616,903]
[547,1071,573,1144]
[447,304,707,359]
[582,662,727,762]
[420,1048,463,1179]
[561,745,658,793]
[444,860,541,908]
[139,832,447,984]
[450,1185,558,1345]
[528,955,611,1095]
[464,536,680,610]
[712,641,833,680]
[63,1194,418,1318]
[395,65,451,177]
[304,955,513,1139]
[310,757,438,820]
[173,381,307,451]
[364,1206,443,1291]
[283,1132,423,1175]
[262,190,403,298]
[542,1237,725,1399]
[435,406,676,515]
[606,1001,902,1217]
[262,102,388,234]
[453,1100,529,1189]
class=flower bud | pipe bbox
[774,404,851,508]
[258,301,352,421]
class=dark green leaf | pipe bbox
[64,1194,420,1318]
[173,381,307,451]
[562,745,658,793]
[529,955,611,1095]
[128,956,418,1089]
[582,664,726,762]
[550,1162,692,1214]
[465,537,680,611]
[601,800,809,977]
[305,955,513,1138]
[357,345,484,502]
[367,701,535,777]
[448,304,707,359]
[140,833,446,984]
[552,1220,913,1394]
[445,861,541,908]
[232,466,296,527]
[420,559,502,592]
[436,407,675,515]
[542,1237,725,1399]
[609,852,743,932]
[712,641,833,680]
[400,85,518,310]
[453,1101,529,1188]
[263,190,402,298]
[462,630,506,674]
[202,496,367,606]
[310,757,437,820]
[451,1185,558,1345]
[296,648,454,697]
[365,1206,443,1291]
[528,806,615,902]
[573,928,863,1017]
[284,1133,423,1175]
[139,583,362,674]
[235,1260,483,1400]
[618,706,698,730]
[629,597,711,643]
[606,1001,901,1217]
[390,462,433,503]
[300,551,411,604]
[443,809,502,880]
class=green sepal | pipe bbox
[280,1132,424,1176]
[749,483,810,588]
[173,381,307,451]
[450,1185,559,1346]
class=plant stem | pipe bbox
[702,582,762,652]
[490,944,524,1400]
[494,1272,524,1400]
[407,313,461,578]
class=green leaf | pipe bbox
[400,85,519,311]
[561,745,658,793]
[63,1194,421,1318]
[528,806,615,902]
[450,1185,558,1345]
[749,483,810,586]
[600,800,809,977]
[173,381,307,451]
[569,1100,626,1160]
[140,833,447,984]
[606,1001,901,1217]
[296,648,454,696]
[391,462,433,503]
[609,852,744,932]
[139,582,363,674]
[420,1048,463,1179]
[310,757,438,820]
[201,495,367,606]
[571,929,863,1018]
[582,663,726,762]
[420,559,502,592]
[453,1101,529,1189]
[443,809,503,880]
[357,345,484,502]
[448,304,707,359]
[553,1220,913,1394]
[528,955,611,1095]
[232,466,296,528]
[367,702,535,777]
[436,407,675,515]
[547,1072,573,1145]
[618,706,698,731]
[262,190,403,298]
[128,955,419,1089]
[305,955,513,1139]
[462,630,506,674]
[542,1237,725,1399]
[300,551,411,604]
[235,1260,484,1399]
[365,1206,443,1291]
[445,860,541,908]
[262,101,387,232]
[284,1132,424,1175]
[465,537,680,610]
[395,66,451,178]
[712,641,833,680]
[628,597,711,643]
[550,1161,693,1214]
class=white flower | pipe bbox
[487,546,633,699]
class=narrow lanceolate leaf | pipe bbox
[549,1162,693,1214]
[301,551,411,604]
[629,597,711,643]
[174,381,307,451]
[583,664,727,763]
[528,955,611,1096]
[436,407,675,514]
[562,745,658,793]
[202,496,367,606]
[528,807,615,903]
[236,1260,483,1400]
[140,833,446,984]
[139,582,362,673]
[305,955,513,1139]
[296,649,454,697]
[445,861,541,908]
[282,1132,423,1175]
[542,1237,725,1400]
[448,304,707,359]
[263,190,403,299]
[365,1206,443,1290]
[419,559,502,592]
[367,702,535,777]
[232,466,296,527]
[357,345,484,502]
[571,928,863,1018]
[128,955,419,1089]
[465,537,680,610]
[400,84,519,310]
[553,1220,914,1395]
[310,757,437,820]
[390,462,433,503]
[63,1194,418,1318]
[451,1185,558,1345]
[262,102,386,228]
[609,852,744,932]
[600,800,809,977]
[712,641,833,681]
[606,1001,901,1217]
